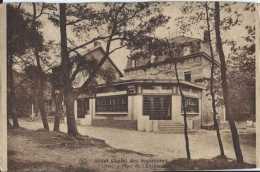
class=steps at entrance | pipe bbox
[158,121,195,133]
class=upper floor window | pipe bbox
[184,71,191,82]
[183,46,191,56]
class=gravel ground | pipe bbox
[16,119,256,164]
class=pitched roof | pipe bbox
[81,46,123,77]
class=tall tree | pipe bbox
[7,53,19,128]
[205,2,225,157]
[31,3,50,130]
[7,5,43,128]
[59,3,78,136]
[49,66,64,132]
[214,2,243,163]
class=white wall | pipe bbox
[172,95,182,123]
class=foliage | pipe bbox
[48,3,170,90]
[176,2,255,119]
[7,5,44,57]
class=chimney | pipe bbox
[203,30,210,42]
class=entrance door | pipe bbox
[143,95,172,120]
[77,98,89,118]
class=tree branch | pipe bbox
[35,3,45,19]
[66,18,88,26]
[108,44,127,55]
[67,35,111,54]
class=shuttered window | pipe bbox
[143,95,171,120]
[77,98,89,118]
[181,97,199,113]
[96,95,128,112]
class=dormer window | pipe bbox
[150,55,156,64]
[184,71,191,82]
[183,46,191,56]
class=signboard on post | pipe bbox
[127,85,137,95]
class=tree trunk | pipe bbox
[176,69,191,160]
[53,90,63,132]
[59,3,78,136]
[205,2,225,157]
[166,40,191,160]
[7,55,19,128]
[32,3,49,131]
[53,115,60,132]
[214,2,243,163]
[64,92,78,136]
[37,79,49,130]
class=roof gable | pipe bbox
[83,46,123,77]
[72,46,123,88]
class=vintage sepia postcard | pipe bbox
[1,1,259,171]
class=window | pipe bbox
[143,95,171,120]
[184,71,191,82]
[181,97,199,113]
[96,95,128,112]
[183,46,191,56]
[77,98,89,118]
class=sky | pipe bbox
[25,2,256,72]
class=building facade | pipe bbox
[74,35,225,132]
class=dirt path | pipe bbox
[18,119,256,164]
[8,119,256,171]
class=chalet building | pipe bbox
[74,34,225,132]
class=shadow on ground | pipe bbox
[163,156,256,170]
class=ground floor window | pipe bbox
[96,95,128,112]
[181,97,199,113]
[143,95,171,120]
[77,98,89,118]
